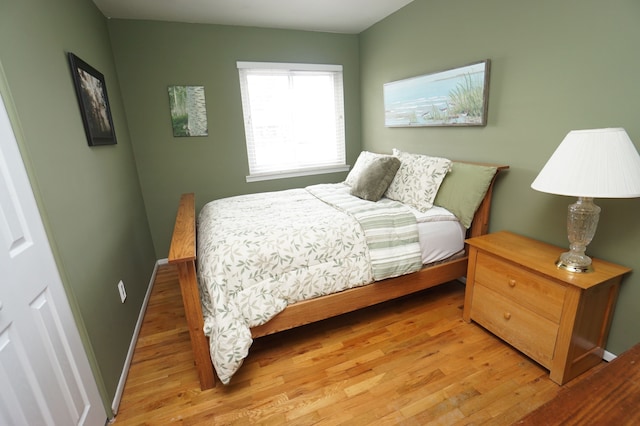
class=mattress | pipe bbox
[412,205,466,264]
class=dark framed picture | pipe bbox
[68,52,117,146]
[384,59,491,127]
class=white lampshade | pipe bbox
[531,128,640,198]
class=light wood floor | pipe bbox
[113,264,604,425]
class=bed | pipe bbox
[168,150,508,389]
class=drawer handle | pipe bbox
[503,312,512,320]
[508,279,516,288]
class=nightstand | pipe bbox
[462,231,631,385]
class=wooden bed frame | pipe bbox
[168,164,508,389]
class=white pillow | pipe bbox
[385,149,452,212]
[344,151,393,186]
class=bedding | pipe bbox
[349,155,401,201]
[417,218,466,264]
[196,183,459,384]
[344,150,394,186]
[169,158,507,390]
[434,162,499,228]
[385,149,452,212]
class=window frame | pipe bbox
[237,61,348,182]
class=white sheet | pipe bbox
[418,219,466,264]
[401,201,466,264]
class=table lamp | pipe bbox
[531,128,640,272]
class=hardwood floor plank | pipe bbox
[114,264,606,425]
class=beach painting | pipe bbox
[384,60,490,127]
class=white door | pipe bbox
[0,91,105,425]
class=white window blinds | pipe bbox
[237,61,346,181]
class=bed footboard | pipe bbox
[168,193,216,390]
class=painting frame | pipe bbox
[384,59,491,127]
[168,85,209,137]
[67,52,117,146]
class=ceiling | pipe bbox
[91,0,414,34]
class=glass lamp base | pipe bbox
[558,197,600,273]
[556,252,593,273]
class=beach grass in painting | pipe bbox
[168,86,208,137]
[384,60,490,127]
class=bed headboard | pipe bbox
[464,163,509,238]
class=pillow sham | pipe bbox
[344,151,393,186]
[385,149,452,212]
[434,162,498,228]
[350,156,401,201]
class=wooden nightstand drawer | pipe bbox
[463,231,631,385]
[475,252,566,323]
[472,284,558,368]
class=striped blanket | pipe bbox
[306,184,422,280]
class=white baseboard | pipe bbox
[111,259,162,415]
[603,350,617,362]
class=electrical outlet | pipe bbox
[118,280,127,303]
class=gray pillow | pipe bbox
[350,156,401,201]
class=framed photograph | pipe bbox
[67,53,117,146]
[384,59,491,127]
[168,86,208,137]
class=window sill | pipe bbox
[246,165,350,183]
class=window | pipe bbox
[237,62,347,182]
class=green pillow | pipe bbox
[434,162,498,228]
[350,156,401,201]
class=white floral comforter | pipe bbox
[196,183,422,384]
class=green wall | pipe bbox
[2,0,638,415]
[0,0,156,414]
[360,0,640,354]
[108,20,361,257]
